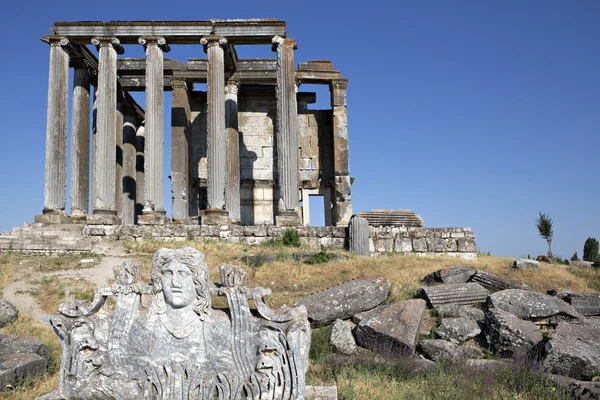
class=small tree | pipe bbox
[535,212,553,257]
[583,237,599,262]
[570,251,579,262]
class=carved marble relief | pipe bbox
[50,247,310,399]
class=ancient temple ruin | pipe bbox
[0,19,478,259]
[37,19,352,228]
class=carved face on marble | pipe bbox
[151,247,212,319]
[160,260,196,309]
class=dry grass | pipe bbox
[0,254,16,294]
[1,242,598,398]
[0,315,60,399]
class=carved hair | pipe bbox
[149,247,212,319]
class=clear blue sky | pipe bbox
[0,0,598,259]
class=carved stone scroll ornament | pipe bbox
[50,247,310,399]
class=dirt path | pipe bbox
[4,254,134,321]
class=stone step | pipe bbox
[418,283,489,308]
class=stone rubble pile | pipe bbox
[0,299,48,392]
[301,266,600,400]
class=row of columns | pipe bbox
[41,33,315,226]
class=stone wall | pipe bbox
[0,223,477,259]
[370,227,477,260]
[190,90,334,226]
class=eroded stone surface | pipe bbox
[485,308,542,358]
[436,317,481,343]
[354,299,426,358]
[296,276,390,326]
[487,289,584,324]
[329,319,356,355]
[0,334,48,357]
[544,322,600,380]
[49,247,311,399]
[0,353,46,392]
[437,304,485,322]
[0,299,17,328]
[420,339,483,362]
[470,270,524,291]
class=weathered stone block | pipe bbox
[426,237,445,252]
[437,304,485,322]
[420,339,483,362]
[295,276,391,326]
[0,353,46,391]
[513,259,541,269]
[394,238,413,252]
[436,317,481,343]
[0,300,17,328]
[485,308,542,358]
[457,238,476,252]
[0,334,48,357]
[329,319,356,355]
[354,299,426,358]
[413,238,427,252]
[487,289,583,324]
[544,322,600,380]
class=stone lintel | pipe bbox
[52,20,286,45]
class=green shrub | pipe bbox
[583,237,599,262]
[304,252,337,265]
[571,251,579,261]
[282,228,301,247]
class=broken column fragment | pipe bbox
[566,293,600,317]
[418,283,489,308]
[349,216,370,256]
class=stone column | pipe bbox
[272,36,300,226]
[115,90,124,221]
[135,123,145,223]
[36,36,71,224]
[331,78,353,226]
[69,66,91,222]
[122,104,137,225]
[90,37,123,224]
[200,36,229,225]
[225,77,241,224]
[138,36,171,225]
[170,78,190,222]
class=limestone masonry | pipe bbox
[1,19,476,258]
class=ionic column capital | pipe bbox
[330,78,348,90]
[138,36,171,53]
[225,77,241,95]
[41,35,71,48]
[91,37,124,55]
[200,36,227,52]
[271,36,298,51]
